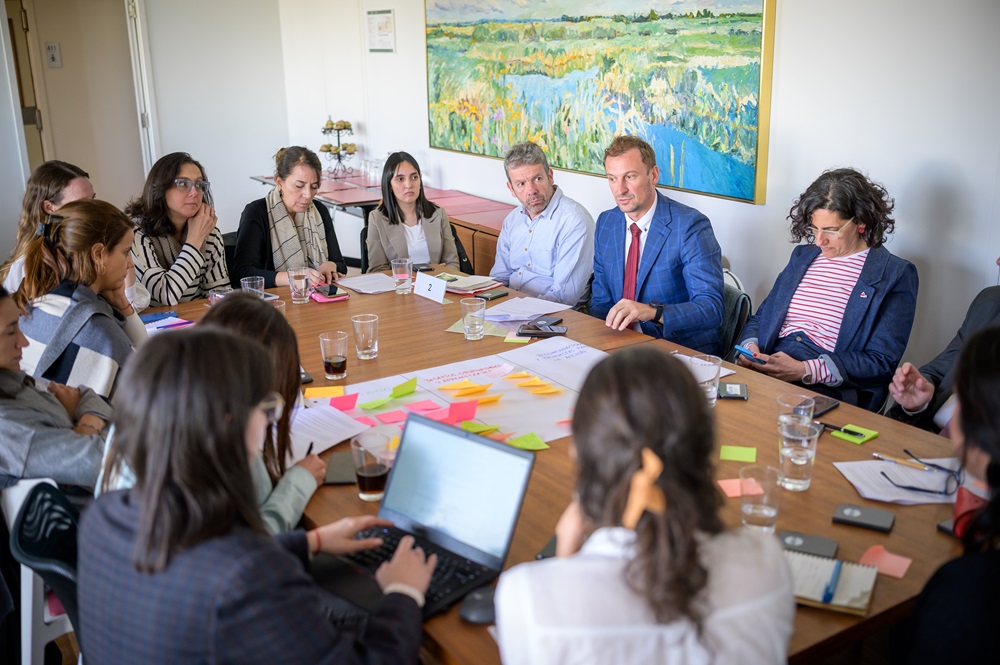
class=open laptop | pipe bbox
[312,414,536,619]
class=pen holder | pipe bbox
[830,425,878,445]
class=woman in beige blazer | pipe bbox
[366,152,460,273]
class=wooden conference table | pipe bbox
[164,283,960,665]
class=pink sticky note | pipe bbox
[329,393,359,411]
[376,410,409,424]
[859,545,912,579]
[717,479,743,498]
[354,416,377,427]
[447,400,478,424]
[424,408,450,421]
[405,399,441,412]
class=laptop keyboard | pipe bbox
[347,527,490,606]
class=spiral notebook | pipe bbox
[783,550,878,616]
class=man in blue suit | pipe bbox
[590,135,724,354]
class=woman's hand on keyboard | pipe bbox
[313,515,394,555]
[375,535,438,594]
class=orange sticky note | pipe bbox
[531,386,562,395]
[717,478,764,498]
[516,377,548,387]
[487,431,514,441]
[438,379,479,390]
[304,386,345,399]
[475,393,503,405]
[505,372,532,380]
[859,545,912,579]
[454,383,491,397]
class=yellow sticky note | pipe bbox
[461,421,500,435]
[303,386,345,399]
[531,386,563,395]
[388,435,401,450]
[505,372,532,380]
[719,445,757,463]
[475,393,503,405]
[516,377,548,388]
[438,379,479,390]
[454,383,491,397]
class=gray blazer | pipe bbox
[366,206,460,272]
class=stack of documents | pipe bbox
[484,297,571,322]
[439,274,501,295]
[335,273,397,294]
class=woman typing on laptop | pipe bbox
[80,328,436,664]
[495,346,794,664]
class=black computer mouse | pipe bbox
[459,586,496,625]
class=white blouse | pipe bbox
[403,222,431,265]
[495,527,794,665]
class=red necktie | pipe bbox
[622,223,641,301]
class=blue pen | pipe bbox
[157,320,193,330]
[822,560,843,603]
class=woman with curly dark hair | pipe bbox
[895,326,1000,664]
[495,346,794,664]
[738,168,918,410]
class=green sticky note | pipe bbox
[461,421,500,435]
[720,445,757,463]
[391,377,418,399]
[358,397,392,410]
[830,424,878,445]
[507,432,550,451]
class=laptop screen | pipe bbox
[379,414,535,568]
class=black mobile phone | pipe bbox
[413,263,434,272]
[314,284,339,297]
[300,366,313,384]
[531,315,564,327]
[811,395,840,417]
[517,324,568,338]
[536,535,557,560]
[778,530,838,558]
[324,452,356,485]
[832,503,895,533]
[479,289,509,301]
[937,517,957,538]
[718,382,748,400]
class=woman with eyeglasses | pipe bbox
[82,328,436,664]
[895,326,1000,664]
[199,292,326,533]
[495,346,794,664]
[365,151,459,273]
[16,199,144,400]
[126,152,230,306]
[737,168,918,410]
[232,146,347,289]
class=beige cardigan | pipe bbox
[365,206,460,272]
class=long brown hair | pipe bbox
[15,199,133,309]
[106,327,271,572]
[200,292,300,483]
[572,346,723,631]
[1,160,89,282]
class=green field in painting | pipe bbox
[427,13,765,199]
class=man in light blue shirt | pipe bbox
[490,142,595,306]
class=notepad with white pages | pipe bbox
[783,550,878,616]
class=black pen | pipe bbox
[306,441,315,456]
[819,422,864,437]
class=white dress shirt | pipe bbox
[490,187,594,305]
[496,526,794,665]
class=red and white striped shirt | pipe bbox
[779,249,869,383]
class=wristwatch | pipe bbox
[649,301,664,324]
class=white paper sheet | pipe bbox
[498,336,607,393]
[334,273,396,294]
[669,351,737,379]
[144,317,194,335]
[484,297,572,322]
[287,405,370,464]
[833,457,976,505]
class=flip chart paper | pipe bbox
[507,432,550,450]
[720,445,757,463]
[439,379,480,390]
[505,372,533,380]
[304,386,345,399]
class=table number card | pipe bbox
[415,271,447,303]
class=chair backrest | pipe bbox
[222,231,238,287]
[359,225,370,273]
[450,224,475,275]
[9,484,81,647]
[719,282,752,362]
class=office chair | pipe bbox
[719,281,752,363]
[450,225,475,274]
[222,231,238,287]
[359,226,370,274]
[9,483,82,660]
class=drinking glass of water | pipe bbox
[740,465,781,533]
[690,355,722,407]
[391,258,413,295]
[778,420,822,491]
[460,298,486,341]
[288,268,311,304]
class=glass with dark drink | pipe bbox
[319,331,348,380]
[351,433,393,501]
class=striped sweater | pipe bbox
[131,225,229,306]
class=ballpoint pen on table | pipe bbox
[872,452,931,471]
[822,559,843,603]
[818,421,864,437]
[156,320,193,330]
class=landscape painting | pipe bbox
[426,1,776,203]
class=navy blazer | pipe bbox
[79,490,423,665]
[590,191,724,354]
[742,244,918,409]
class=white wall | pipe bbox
[143,0,289,232]
[275,0,1000,365]
[0,2,30,258]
